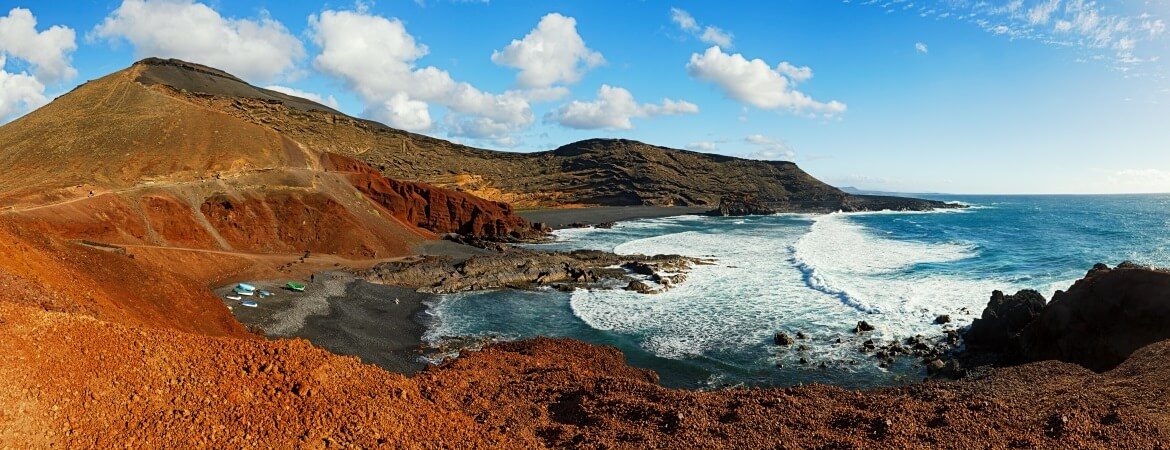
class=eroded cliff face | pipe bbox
[321,153,543,240]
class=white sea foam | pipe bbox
[569,212,1010,365]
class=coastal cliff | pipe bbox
[964,262,1170,372]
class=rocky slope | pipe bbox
[0,59,541,261]
[90,58,948,212]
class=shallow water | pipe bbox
[423,194,1170,389]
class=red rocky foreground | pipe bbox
[2,294,1169,448]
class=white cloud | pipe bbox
[670,8,699,33]
[686,46,846,116]
[776,61,813,82]
[915,41,929,53]
[1026,0,1061,25]
[546,84,698,130]
[92,0,304,83]
[309,8,532,135]
[265,85,340,109]
[0,8,76,122]
[370,93,432,131]
[0,55,48,122]
[1142,19,1165,37]
[744,134,795,160]
[851,0,1166,74]
[699,26,734,48]
[507,86,570,102]
[686,141,718,152]
[0,7,77,83]
[491,13,603,89]
[670,8,734,47]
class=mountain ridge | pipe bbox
[84,57,949,211]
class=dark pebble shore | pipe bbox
[217,272,430,374]
[518,206,710,229]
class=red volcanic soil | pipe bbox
[3,296,1168,448]
[322,153,540,239]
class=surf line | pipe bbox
[788,247,882,314]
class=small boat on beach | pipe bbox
[226,295,242,301]
[258,290,273,298]
[235,283,257,296]
[240,300,258,308]
[286,281,306,292]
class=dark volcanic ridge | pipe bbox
[121,57,949,213]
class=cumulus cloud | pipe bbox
[309,8,531,135]
[491,13,603,89]
[0,56,48,121]
[670,8,734,47]
[686,46,846,116]
[264,85,340,109]
[546,84,698,130]
[92,0,304,82]
[915,41,929,53]
[0,8,77,122]
[0,7,77,83]
[744,134,795,160]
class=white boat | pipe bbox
[234,288,255,296]
[240,300,259,308]
[226,295,242,301]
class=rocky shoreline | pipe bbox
[789,262,1170,382]
[364,246,708,295]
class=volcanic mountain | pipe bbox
[4,57,944,212]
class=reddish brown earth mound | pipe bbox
[322,153,543,239]
[3,299,1167,448]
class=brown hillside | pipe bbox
[70,58,941,211]
[0,60,539,261]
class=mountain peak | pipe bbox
[129,57,340,114]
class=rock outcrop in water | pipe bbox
[707,193,777,216]
[365,248,704,294]
[964,289,1047,361]
[963,263,1170,372]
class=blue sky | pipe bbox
[1,0,1168,194]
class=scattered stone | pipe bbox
[795,331,807,340]
[773,333,795,346]
[625,280,656,294]
[934,315,951,325]
[854,321,876,333]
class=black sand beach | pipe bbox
[215,208,709,374]
[518,206,709,229]
[217,272,430,374]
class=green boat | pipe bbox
[286,281,306,292]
